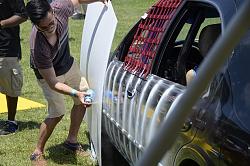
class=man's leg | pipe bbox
[6,95,18,121]
[66,104,86,143]
[0,95,19,135]
[64,61,88,144]
[0,57,22,135]
[31,77,66,160]
[32,116,63,155]
[71,4,85,20]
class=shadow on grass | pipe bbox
[46,143,90,165]
[0,120,40,131]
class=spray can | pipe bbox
[84,89,95,103]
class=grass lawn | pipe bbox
[0,0,155,165]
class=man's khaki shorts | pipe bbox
[0,57,23,97]
[37,61,89,118]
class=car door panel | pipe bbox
[103,59,189,164]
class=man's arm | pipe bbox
[71,0,108,7]
[38,67,89,105]
[0,15,26,29]
[0,0,27,28]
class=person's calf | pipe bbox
[6,95,18,121]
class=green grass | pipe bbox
[0,1,154,165]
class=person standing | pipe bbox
[72,4,87,20]
[0,0,27,135]
[26,0,107,161]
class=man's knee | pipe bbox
[45,115,64,124]
[72,104,87,113]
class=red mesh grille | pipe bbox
[123,0,183,78]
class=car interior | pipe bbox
[113,2,222,88]
[154,3,222,87]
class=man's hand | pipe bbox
[77,91,92,107]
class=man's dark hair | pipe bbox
[26,0,52,24]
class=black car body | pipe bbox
[100,0,250,165]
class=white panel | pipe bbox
[80,1,117,165]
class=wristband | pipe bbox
[70,89,78,97]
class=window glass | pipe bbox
[156,4,221,87]
[196,18,221,39]
[177,23,191,41]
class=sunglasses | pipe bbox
[36,9,56,33]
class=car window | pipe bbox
[177,23,191,41]
[196,18,221,38]
[119,1,185,79]
[154,2,221,87]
